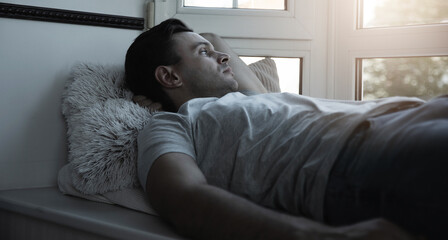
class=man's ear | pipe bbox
[155,66,183,88]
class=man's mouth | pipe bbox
[223,66,234,75]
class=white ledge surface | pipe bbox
[0,187,186,240]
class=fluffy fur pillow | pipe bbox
[68,99,151,194]
[62,63,151,194]
[61,59,279,195]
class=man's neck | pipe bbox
[166,89,196,112]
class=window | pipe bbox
[332,0,448,100]
[241,57,302,94]
[356,56,448,100]
[184,0,285,10]
[359,0,448,29]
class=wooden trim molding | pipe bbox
[0,3,144,30]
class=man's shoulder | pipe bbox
[149,111,190,124]
[140,111,189,133]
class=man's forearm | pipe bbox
[155,182,335,240]
[147,154,330,239]
[147,153,415,240]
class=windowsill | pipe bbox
[0,187,185,240]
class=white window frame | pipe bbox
[152,0,314,40]
[330,0,448,100]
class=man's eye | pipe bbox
[200,49,208,55]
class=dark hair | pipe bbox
[125,18,193,112]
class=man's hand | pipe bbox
[334,218,424,240]
[132,95,163,112]
[285,217,419,240]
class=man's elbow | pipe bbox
[148,182,211,237]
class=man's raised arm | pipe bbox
[145,153,415,240]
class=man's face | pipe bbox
[171,32,238,98]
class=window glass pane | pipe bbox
[360,0,448,28]
[184,0,285,10]
[360,57,448,100]
[238,0,285,10]
[184,0,232,8]
[241,57,301,94]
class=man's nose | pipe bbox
[217,52,230,64]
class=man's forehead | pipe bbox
[173,32,212,49]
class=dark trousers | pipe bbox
[324,96,448,239]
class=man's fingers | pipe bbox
[133,95,155,107]
[149,102,163,111]
[132,95,149,103]
[338,218,419,240]
[132,95,164,112]
[140,99,155,107]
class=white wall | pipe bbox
[0,0,146,190]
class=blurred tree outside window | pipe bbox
[361,57,448,100]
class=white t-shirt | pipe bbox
[137,92,423,220]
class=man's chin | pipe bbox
[231,79,239,90]
[219,84,238,97]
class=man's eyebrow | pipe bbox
[191,41,212,51]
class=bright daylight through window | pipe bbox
[356,0,448,100]
[359,57,448,100]
[184,0,285,10]
[359,0,448,28]
[241,57,301,94]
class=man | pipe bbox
[125,19,447,239]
